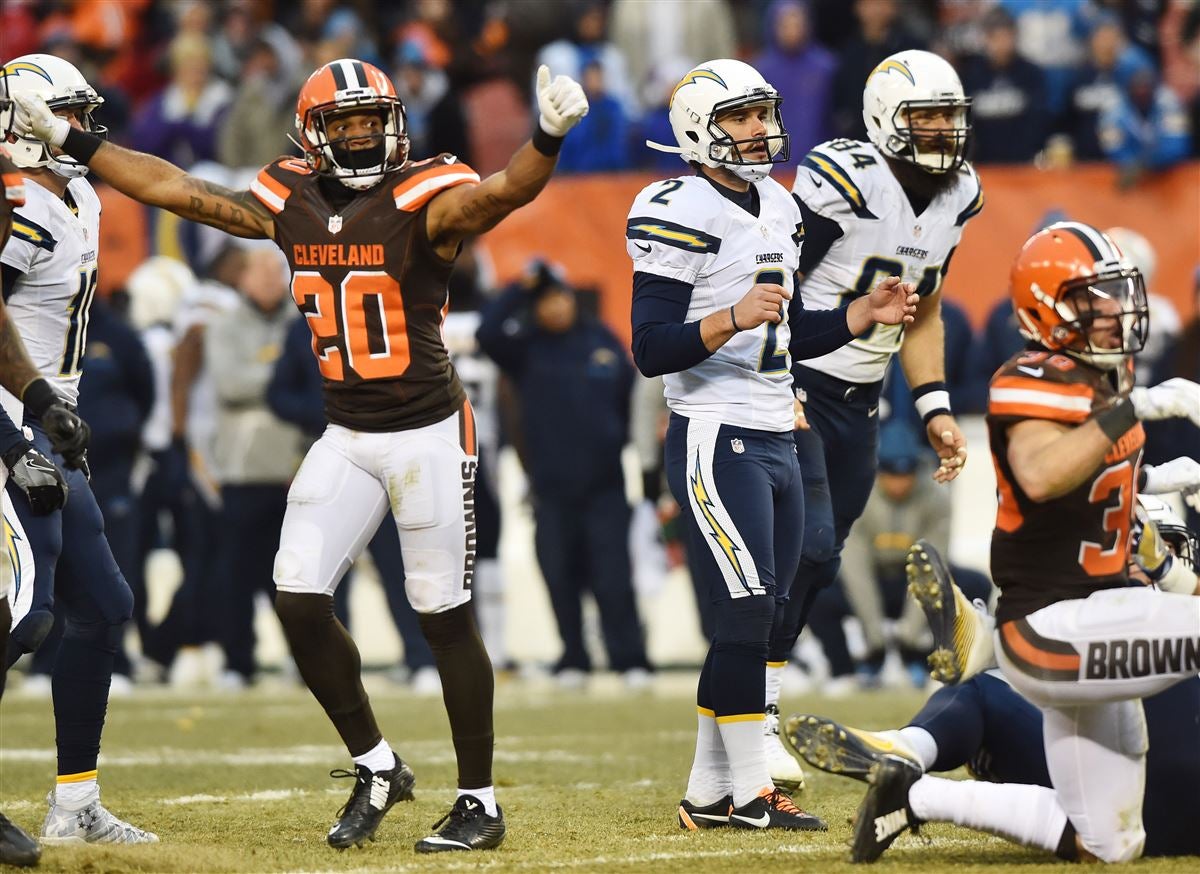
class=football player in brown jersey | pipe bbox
[12,58,589,853]
[846,221,1200,865]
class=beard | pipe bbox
[885,156,961,203]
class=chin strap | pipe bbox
[645,139,684,155]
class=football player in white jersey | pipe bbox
[0,65,71,870]
[764,50,985,787]
[0,54,156,845]
[627,58,918,831]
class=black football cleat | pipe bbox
[678,795,732,830]
[850,756,924,863]
[728,787,827,831]
[326,754,416,849]
[414,795,506,853]
[0,812,40,867]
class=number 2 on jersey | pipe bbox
[292,271,411,381]
[756,269,789,374]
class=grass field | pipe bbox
[0,674,1192,874]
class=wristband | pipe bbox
[21,378,59,418]
[1095,398,1137,443]
[729,305,743,332]
[59,126,104,165]
[913,381,952,425]
[532,125,564,157]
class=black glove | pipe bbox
[3,442,68,515]
[22,378,90,471]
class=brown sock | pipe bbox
[418,604,495,790]
[275,592,381,756]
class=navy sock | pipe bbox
[52,619,119,775]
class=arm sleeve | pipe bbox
[787,292,856,360]
[794,195,844,276]
[630,271,710,377]
[1,264,21,302]
[0,406,27,464]
[475,288,532,373]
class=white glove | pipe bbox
[535,65,588,138]
[1143,457,1200,511]
[1130,377,1200,427]
[13,93,69,147]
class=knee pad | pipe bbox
[1084,828,1146,863]
[274,591,335,633]
[7,607,54,663]
[417,602,480,654]
[712,596,773,659]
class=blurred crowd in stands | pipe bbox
[5,0,1199,694]
[4,0,1198,179]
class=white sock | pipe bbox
[897,726,938,771]
[353,739,395,774]
[55,775,98,809]
[684,708,731,806]
[473,558,507,665]
[765,662,785,709]
[459,786,498,817]
[717,716,771,808]
[909,775,1069,853]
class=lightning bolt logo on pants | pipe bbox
[690,453,747,588]
[3,513,23,598]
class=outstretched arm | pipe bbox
[13,94,272,239]
[426,66,588,253]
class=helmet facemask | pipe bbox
[1048,270,1149,370]
[0,73,13,140]
[706,94,789,182]
[43,93,108,178]
[884,99,971,174]
[301,96,408,190]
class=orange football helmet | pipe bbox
[295,58,408,189]
[1010,221,1148,370]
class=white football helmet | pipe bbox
[0,66,13,140]
[1104,227,1157,289]
[1136,494,1197,572]
[646,59,788,182]
[2,54,107,178]
[862,50,971,174]
[125,256,195,331]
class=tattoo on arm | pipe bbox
[179,178,272,238]
[458,192,504,225]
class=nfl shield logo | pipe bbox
[328,215,343,234]
[731,438,745,455]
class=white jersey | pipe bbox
[442,310,498,454]
[0,176,101,421]
[791,139,983,384]
[626,174,802,432]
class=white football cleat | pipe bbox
[906,540,995,684]
[764,704,805,792]
[41,790,159,845]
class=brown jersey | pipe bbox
[987,348,1144,623]
[250,154,480,432]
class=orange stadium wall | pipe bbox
[477,162,1200,345]
[98,162,1199,337]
